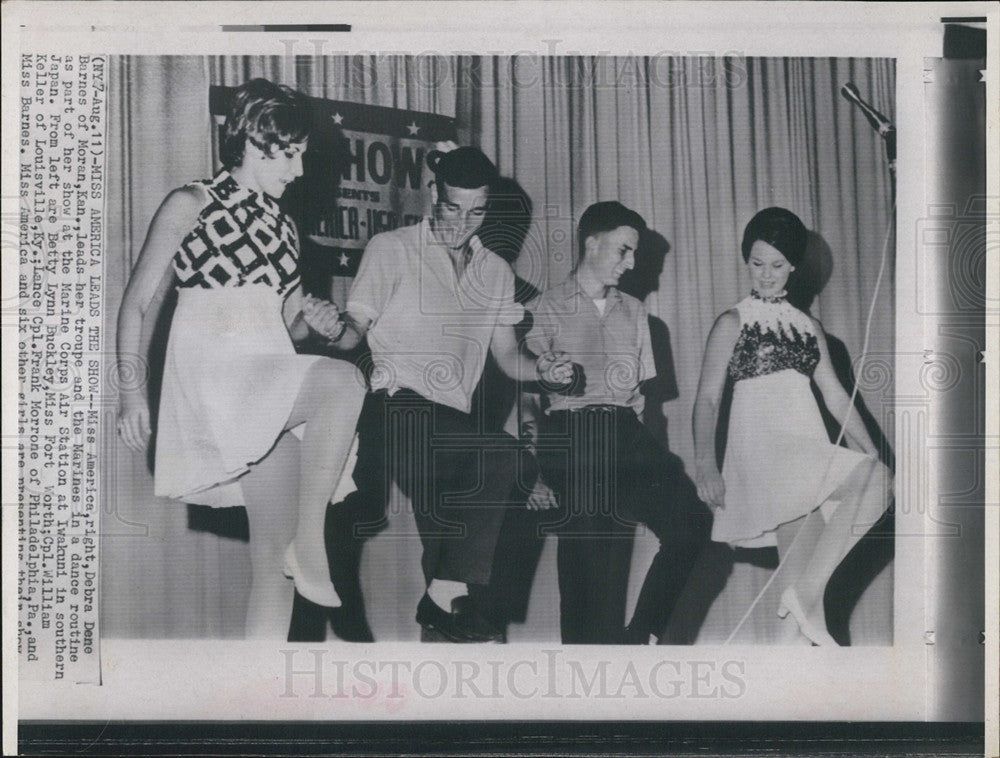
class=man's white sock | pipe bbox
[427,579,467,610]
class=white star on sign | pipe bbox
[338,252,350,267]
[406,121,420,135]
[332,113,344,125]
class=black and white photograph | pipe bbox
[102,53,899,647]
[5,1,994,754]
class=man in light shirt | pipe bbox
[526,201,710,644]
[328,146,572,642]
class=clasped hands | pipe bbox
[535,350,584,394]
[301,293,347,343]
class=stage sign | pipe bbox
[209,86,457,301]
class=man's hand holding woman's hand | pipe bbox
[302,294,347,343]
[536,350,583,393]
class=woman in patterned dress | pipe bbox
[692,207,892,645]
[115,79,365,639]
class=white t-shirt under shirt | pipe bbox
[347,219,524,414]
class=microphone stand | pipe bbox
[883,129,896,205]
[841,83,896,204]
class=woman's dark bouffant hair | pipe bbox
[741,207,807,266]
[220,79,311,169]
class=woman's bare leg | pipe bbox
[773,514,821,644]
[284,357,367,605]
[775,516,806,562]
[241,433,300,639]
[785,457,892,638]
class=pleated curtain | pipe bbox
[104,55,893,642]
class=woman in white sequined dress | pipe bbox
[115,79,365,639]
[692,208,892,645]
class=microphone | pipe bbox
[840,83,894,136]
[841,82,896,166]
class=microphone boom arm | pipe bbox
[841,82,896,173]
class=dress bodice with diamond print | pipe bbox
[172,171,300,296]
[727,291,820,382]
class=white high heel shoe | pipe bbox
[777,587,838,646]
[283,543,341,608]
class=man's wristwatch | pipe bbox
[326,318,348,344]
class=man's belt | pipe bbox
[564,404,624,414]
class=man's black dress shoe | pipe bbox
[622,623,654,645]
[329,604,375,643]
[287,591,376,643]
[416,593,504,643]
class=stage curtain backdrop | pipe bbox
[104,55,894,642]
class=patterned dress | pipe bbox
[154,171,322,507]
[710,291,868,547]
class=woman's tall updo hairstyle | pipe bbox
[741,207,807,267]
[220,78,311,170]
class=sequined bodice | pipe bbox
[173,171,300,295]
[727,292,820,382]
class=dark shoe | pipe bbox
[466,582,510,643]
[287,590,329,642]
[622,622,653,645]
[416,594,504,643]
[329,603,375,643]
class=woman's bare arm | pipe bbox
[282,285,310,342]
[116,185,204,452]
[810,318,879,456]
[691,309,740,508]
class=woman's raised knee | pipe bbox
[307,357,366,398]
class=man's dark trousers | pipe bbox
[536,405,710,644]
[351,389,531,587]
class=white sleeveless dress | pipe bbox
[154,171,323,508]
[711,291,869,548]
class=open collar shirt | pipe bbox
[526,273,655,415]
[348,219,524,414]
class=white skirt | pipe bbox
[154,286,322,507]
[712,369,868,547]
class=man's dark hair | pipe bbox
[427,146,499,196]
[577,201,647,261]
